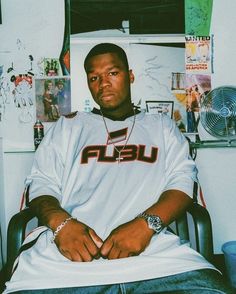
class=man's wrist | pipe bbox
[137,212,163,234]
[47,210,72,231]
[51,216,77,243]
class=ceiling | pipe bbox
[70,0,185,35]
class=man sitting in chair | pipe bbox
[4,43,231,293]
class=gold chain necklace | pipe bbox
[100,108,136,163]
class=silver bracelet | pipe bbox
[51,216,76,243]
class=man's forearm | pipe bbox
[29,195,71,231]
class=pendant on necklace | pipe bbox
[100,108,136,164]
[116,153,124,163]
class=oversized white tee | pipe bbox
[4,111,216,293]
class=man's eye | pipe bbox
[89,76,98,82]
[109,71,118,76]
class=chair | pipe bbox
[5,202,214,282]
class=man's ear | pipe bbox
[129,70,135,84]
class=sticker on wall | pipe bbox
[83,98,92,112]
[44,58,62,77]
[35,77,71,122]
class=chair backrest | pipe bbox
[174,203,213,262]
[6,208,36,280]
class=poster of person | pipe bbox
[35,77,71,122]
[185,36,212,74]
[185,74,212,109]
[171,73,211,133]
[146,100,174,118]
[185,73,212,132]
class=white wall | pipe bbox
[211,0,236,87]
[0,149,34,263]
[195,0,236,253]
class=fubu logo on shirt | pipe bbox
[81,128,158,164]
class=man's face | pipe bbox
[86,52,134,112]
[58,83,64,90]
[47,82,53,91]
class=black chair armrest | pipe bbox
[6,208,36,280]
[187,203,214,262]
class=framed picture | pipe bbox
[146,100,174,118]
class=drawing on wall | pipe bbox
[146,100,174,118]
[129,44,187,134]
[185,36,212,74]
[0,65,10,121]
[0,50,36,122]
[11,74,34,123]
[185,0,213,36]
[35,77,71,122]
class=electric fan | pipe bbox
[199,86,236,140]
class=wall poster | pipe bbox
[35,77,71,122]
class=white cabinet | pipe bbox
[0,138,34,267]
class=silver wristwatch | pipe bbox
[137,212,163,234]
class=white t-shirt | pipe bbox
[4,111,216,293]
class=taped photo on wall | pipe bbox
[35,77,71,122]
[146,100,174,118]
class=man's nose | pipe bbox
[99,76,111,89]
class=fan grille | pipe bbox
[200,86,236,138]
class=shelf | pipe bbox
[190,140,236,149]
[4,150,35,154]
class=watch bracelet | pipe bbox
[137,212,163,233]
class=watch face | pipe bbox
[148,216,163,233]
[137,212,163,234]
